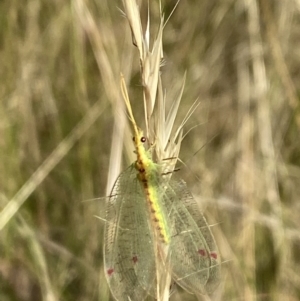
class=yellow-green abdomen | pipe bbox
[135,155,171,244]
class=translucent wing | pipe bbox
[162,176,221,295]
[176,179,221,294]
[104,165,156,301]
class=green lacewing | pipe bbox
[103,78,221,301]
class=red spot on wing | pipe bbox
[198,249,206,256]
[107,268,114,276]
[132,255,138,264]
[210,252,218,259]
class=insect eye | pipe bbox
[132,137,135,142]
[141,137,146,143]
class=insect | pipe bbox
[103,78,221,301]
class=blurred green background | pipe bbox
[1,0,300,300]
